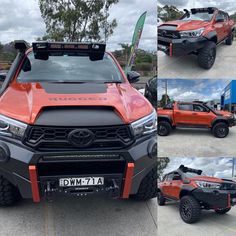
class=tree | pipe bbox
[119,43,131,64]
[159,94,170,107]
[157,157,170,180]
[158,5,184,22]
[39,0,119,42]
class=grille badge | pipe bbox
[68,129,95,147]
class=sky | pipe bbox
[0,0,156,51]
[162,157,236,179]
[158,0,236,15]
[158,79,231,101]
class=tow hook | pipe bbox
[106,179,120,198]
[45,181,58,202]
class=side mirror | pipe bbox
[127,71,140,83]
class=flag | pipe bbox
[125,11,147,74]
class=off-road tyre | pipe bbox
[212,122,229,138]
[157,191,166,206]
[226,31,234,45]
[215,207,231,214]
[158,121,171,136]
[198,41,216,69]
[179,196,201,224]
[132,167,157,201]
[0,176,21,206]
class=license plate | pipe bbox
[59,177,104,187]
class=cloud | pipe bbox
[0,0,156,51]
[158,0,236,14]
[158,79,230,101]
[162,157,235,179]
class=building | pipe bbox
[221,80,236,113]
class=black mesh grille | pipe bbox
[158,29,181,39]
[24,125,134,151]
[220,182,236,190]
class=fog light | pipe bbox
[0,143,10,162]
[148,140,157,159]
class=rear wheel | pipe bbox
[132,167,157,201]
[215,207,231,214]
[212,122,229,138]
[158,121,171,136]
[157,191,166,206]
[198,41,216,69]
[179,196,201,224]
[226,31,234,45]
[0,176,21,206]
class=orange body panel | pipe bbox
[0,49,153,125]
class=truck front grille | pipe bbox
[24,125,134,151]
[158,29,180,39]
[220,183,236,190]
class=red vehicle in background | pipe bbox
[158,7,235,69]
[158,165,236,223]
[158,101,236,138]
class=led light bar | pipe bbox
[32,42,106,61]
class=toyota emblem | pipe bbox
[161,30,167,37]
[68,129,95,147]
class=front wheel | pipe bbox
[157,191,166,206]
[158,121,171,136]
[0,176,21,206]
[215,207,231,214]
[131,167,157,201]
[179,196,201,224]
[226,31,234,45]
[198,41,216,69]
[212,122,229,138]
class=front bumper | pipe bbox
[192,188,236,209]
[158,36,207,56]
[0,135,157,202]
[228,117,236,127]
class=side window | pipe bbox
[164,102,173,110]
[178,104,193,111]
[193,104,207,112]
[215,12,224,22]
[166,173,174,181]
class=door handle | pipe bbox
[176,112,181,115]
[192,113,198,115]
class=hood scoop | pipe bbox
[35,106,124,126]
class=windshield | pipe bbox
[17,52,123,83]
[181,12,214,21]
[185,172,205,178]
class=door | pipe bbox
[214,11,227,41]
[170,172,182,199]
[174,103,194,126]
[192,104,213,127]
[161,173,173,197]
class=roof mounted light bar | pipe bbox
[32,42,106,61]
[14,40,30,52]
[178,165,202,175]
[191,7,216,14]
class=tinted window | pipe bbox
[193,104,208,112]
[216,12,225,21]
[164,102,173,110]
[17,52,123,83]
[178,104,193,111]
[181,12,213,21]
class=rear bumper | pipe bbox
[0,135,157,202]
[158,36,207,56]
[192,188,236,209]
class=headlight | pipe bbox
[131,110,157,138]
[0,115,27,139]
[195,181,221,189]
[180,28,204,38]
